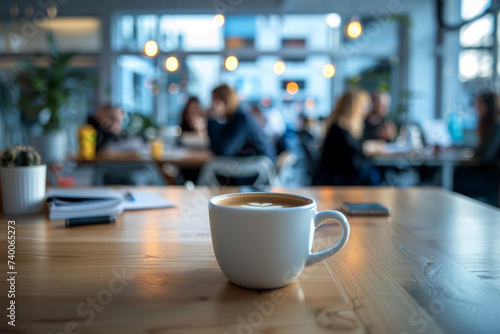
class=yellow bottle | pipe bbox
[78,125,97,161]
[150,139,164,160]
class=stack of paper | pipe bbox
[46,188,175,220]
[46,188,124,220]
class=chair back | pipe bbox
[93,162,166,186]
[197,156,279,187]
[276,151,298,186]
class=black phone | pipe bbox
[341,202,390,216]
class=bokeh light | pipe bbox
[225,56,239,71]
[326,13,341,28]
[24,5,34,18]
[213,14,225,27]
[261,96,272,107]
[346,20,362,39]
[273,61,286,75]
[144,40,158,57]
[305,97,316,110]
[47,5,57,19]
[286,81,299,95]
[165,57,179,72]
[168,83,180,95]
[9,5,19,18]
[144,77,155,88]
[322,64,336,78]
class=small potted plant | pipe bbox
[0,145,46,215]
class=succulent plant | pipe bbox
[1,145,42,167]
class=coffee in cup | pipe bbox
[209,192,350,289]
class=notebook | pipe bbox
[46,188,175,220]
[121,190,175,211]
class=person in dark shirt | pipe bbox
[87,105,125,151]
[206,84,275,161]
[476,91,500,164]
[454,91,500,205]
[313,89,381,186]
[363,90,396,142]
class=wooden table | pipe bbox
[1,186,499,333]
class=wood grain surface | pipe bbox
[0,186,499,334]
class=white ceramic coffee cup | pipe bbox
[209,192,350,289]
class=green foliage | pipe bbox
[0,75,15,115]
[123,113,161,140]
[1,145,41,167]
[14,34,87,131]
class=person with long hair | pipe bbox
[454,90,500,205]
[206,84,275,160]
[313,88,381,185]
[475,91,500,163]
[180,97,205,134]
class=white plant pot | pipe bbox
[0,165,46,215]
[31,130,67,164]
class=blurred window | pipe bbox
[116,55,155,115]
[112,13,393,123]
[159,16,223,52]
[459,0,494,82]
[458,0,495,144]
[460,14,493,47]
[0,17,101,53]
[461,0,490,20]
[459,50,493,81]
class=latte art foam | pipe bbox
[212,193,313,209]
[239,203,284,209]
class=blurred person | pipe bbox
[206,85,276,161]
[313,89,381,186]
[476,91,500,161]
[296,113,321,180]
[87,105,125,151]
[454,91,500,205]
[363,90,397,142]
[249,103,286,153]
[180,97,206,134]
[177,97,206,184]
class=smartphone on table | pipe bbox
[341,202,390,216]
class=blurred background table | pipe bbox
[1,186,499,333]
[73,147,213,185]
[91,147,214,169]
[370,146,475,189]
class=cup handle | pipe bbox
[306,211,350,267]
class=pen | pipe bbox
[124,191,135,202]
[66,216,116,227]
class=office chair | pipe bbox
[197,156,279,187]
[276,151,298,186]
[93,162,167,186]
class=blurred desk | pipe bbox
[371,147,475,189]
[75,148,213,184]
[1,186,499,333]
[92,148,214,169]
